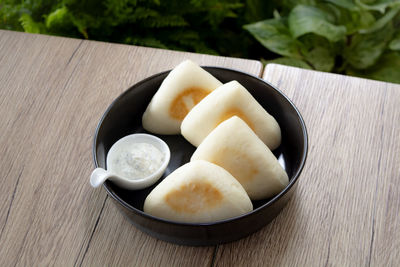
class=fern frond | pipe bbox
[45,6,68,29]
[126,36,168,49]
[19,13,44,33]
[141,14,188,28]
[131,7,159,21]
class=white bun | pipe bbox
[144,160,253,223]
[142,60,222,134]
[191,116,289,200]
[181,80,281,149]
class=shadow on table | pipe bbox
[214,190,303,263]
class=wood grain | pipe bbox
[214,65,400,266]
[0,30,262,266]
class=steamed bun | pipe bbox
[191,116,289,200]
[181,80,281,149]
[144,160,253,223]
[142,60,222,134]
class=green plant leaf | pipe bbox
[19,13,44,33]
[244,0,275,22]
[297,34,336,71]
[244,18,301,58]
[45,6,69,29]
[288,5,346,42]
[323,3,375,35]
[70,17,88,39]
[346,51,400,83]
[304,46,335,71]
[280,0,317,10]
[344,23,394,69]
[359,5,400,33]
[262,57,312,69]
[141,14,188,28]
[325,0,360,11]
[357,10,377,29]
[355,0,400,13]
[389,32,400,50]
[125,36,168,49]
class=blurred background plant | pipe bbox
[1,0,399,83]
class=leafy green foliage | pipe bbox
[245,0,400,83]
[344,22,395,69]
[244,18,302,58]
[389,31,400,49]
[288,5,347,42]
[262,57,313,69]
[347,51,400,83]
[0,0,268,57]
[19,13,43,33]
[1,0,399,83]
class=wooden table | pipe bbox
[0,30,399,266]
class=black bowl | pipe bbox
[93,67,308,246]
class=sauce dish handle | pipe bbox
[90,168,112,188]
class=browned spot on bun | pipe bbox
[169,87,210,120]
[217,108,254,130]
[164,181,223,213]
[211,147,258,183]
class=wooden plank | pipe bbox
[214,64,400,266]
[0,30,262,266]
[0,31,107,267]
[368,84,400,266]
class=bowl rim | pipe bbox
[93,66,308,227]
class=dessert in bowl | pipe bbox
[93,62,308,245]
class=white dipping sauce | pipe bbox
[109,142,164,180]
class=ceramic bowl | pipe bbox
[93,66,308,246]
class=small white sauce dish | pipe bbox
[90,134,170,190]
